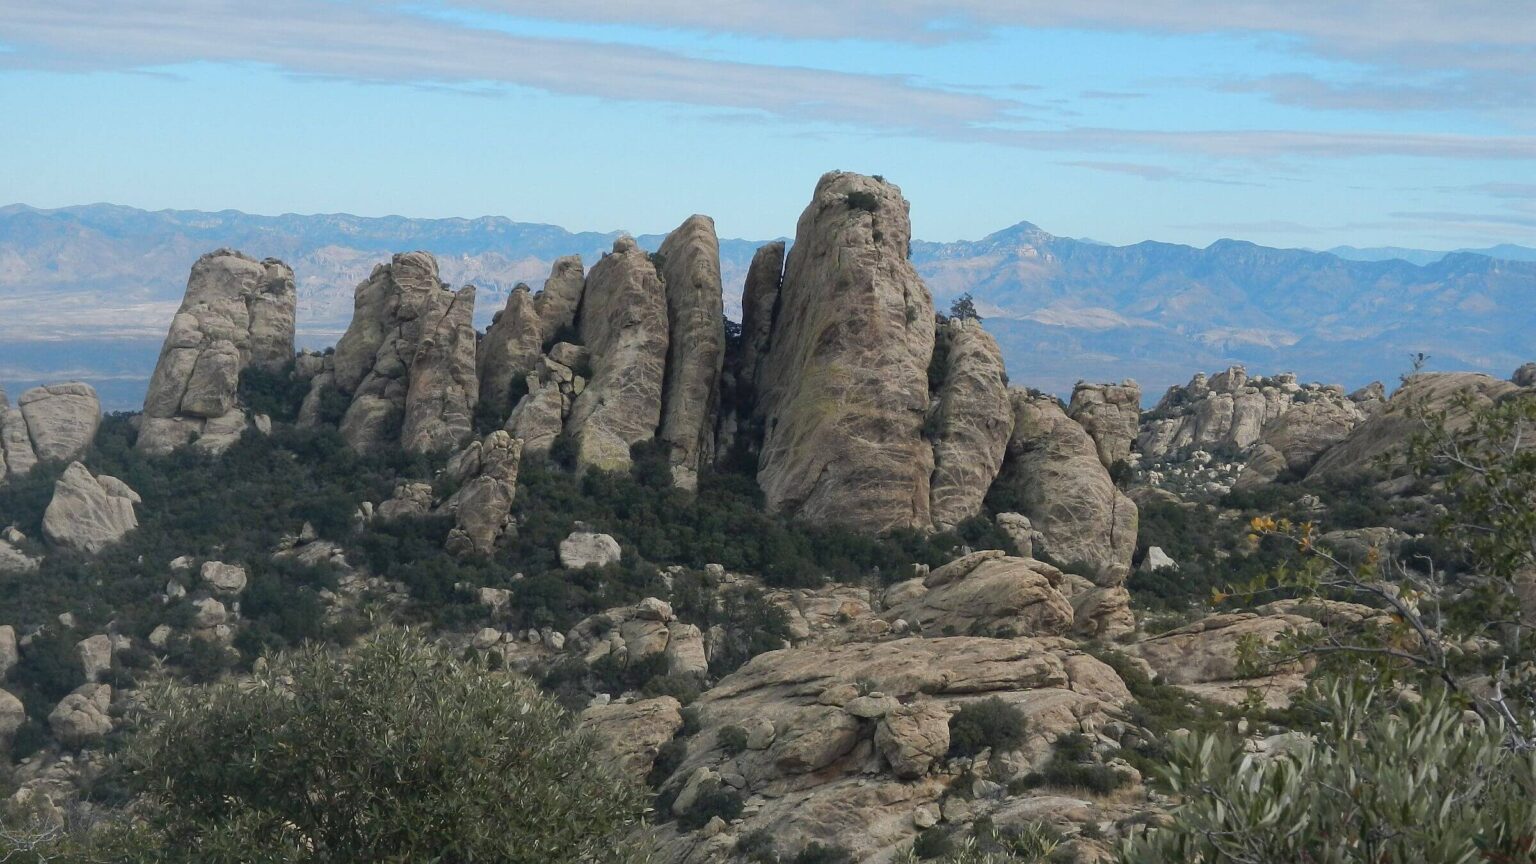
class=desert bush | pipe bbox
[947,697,1027,757]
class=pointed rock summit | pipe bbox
[927,318,1012,531]
[138,249,295,454]
[656,215,725,490]
[755,172,937,533]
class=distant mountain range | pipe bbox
[1,203,1532,409]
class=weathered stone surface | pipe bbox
[376,481,435,520]
[49,683,112,747]
[0,535,40,573]
[401,285,478,454]
[0,688,22,745]
[506,377,566,455]
[1310,372,1527,480]
[1069,381,1141,468]
[0,626,16,681]
[199,560,248,595]
[42,463,139,554]
[665,622,708,677]
[444,431,522,557]
[1139,367,1305,462]
[1131,612,1316,686]
[564,238,668,472]
[0,391,38,481]
[477,284,542,416]
[995,393,1137,585]
[735,241,785,404]
[139,249,294,454]
[579,696,684,782]
[657,215,725,490]
[756,172,936,533]
[884,552,1074,638]
[928,318,1013,530]
[874,701,950,779]
[17,383,100,464]
[1064,581,1136,641]
[559,527,622,569]
[330,252,471,454]
[76,634,112,682]
[1514,363,1536,388]
[534,255,586,342]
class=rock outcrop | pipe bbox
[1308,372,1529,481]
[927,319,1013,530]
[139,250,295,454]
[1069,381,1141,469]
[1139,368,1343,462]
[1235,396,1369,486]
[580,696,685,781]
[1130,611,1317,708]
[559,526,622,570]
[49,683,112,747]
[442,431,523,557]
[656,215,725,490]
[564,238,668,472]
[0,383,101,481]
[41,462,140,554]
[995,393,1136,585]
[324,252,478,454]
[884,551,1074,638]
[756,172,936,533]
[477,284,543,417]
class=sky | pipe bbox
[0,1,1532,249]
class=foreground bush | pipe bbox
[108,628,650,863]
[1122,680,1536,863]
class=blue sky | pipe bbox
[0,1,1532,248]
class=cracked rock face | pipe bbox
[42,462,140,554]
[657,215,725,490]
[928,318,1013,531]
[1,383,101,482]
[477,284,543,417]
[325,252,478,454]
[443,431,523,557]
[138,249,295,455]
[1068,381,1141,469]
[564,238,668,472]
[756,172,936,533]
[995,392,1137,586]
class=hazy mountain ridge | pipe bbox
[2,203,1531,407]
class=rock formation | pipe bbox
[756,172,936,533]
[995,392,1136,585]
[656,215,725,490]
[477,284,543,417]
[0,383,101,481]
[883,551,1074,638]
[1235,395,1370,486]
[443,431,523,557]
[1308,372,1530,481]
[1139,367,1304,461]
[323,252,477,454]
[1068,380,1141,468]
[927,318,1012,530]
[139,250,295,454]
[564,238,668,472]
[41,462,140,554]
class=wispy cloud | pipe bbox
[1061,160,1267,185]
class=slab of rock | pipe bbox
[756,172,936,533]
[734,241,786,410]
[49,682,112,747]
[0,625,15,681]
[506,377,567,455]
[1309,372,1526,481]
[1130,612,1316,687]
[1139,547,1177,573]
[400,284,478,454]
[0,536,40,573]
[564,238,668,472]
[0,687,22,745]
[0,390,38,481]
[579,696,684,782]
[376,481,435,521]
[928,318,1013,530]
[1138,367,1302,462]
[875,701,950,779]
[994,393,1137,586]
[42,462,140,554]
[534,255,586,343]
[559,527,622,569]
[17,383,101,464]
[444,431,522,557]
[657,215,725,490]
[884,552,1074,638]
[139,249,294,454]
[1069,381,1141,468]
[477,283,543,417]
[76,634,112,682]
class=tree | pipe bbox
[1121,680,1536,863]
[103,628,652,863]
[948,293,981,322]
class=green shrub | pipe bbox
[913,827,956,859]
[845,191,880,212]
[108,628,650,863]
[676,779,743,830]
[718,724,749,756]
[792,843,856,864]
[948,697,1027,757]
[648,738,688,789]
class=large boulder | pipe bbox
[564,238,668,472]
[1236,393,1368,486]
[756,172,936,533]
[559,526,622,569]
[534,255,586,342]
[884,551,1075,638]
[734,242,786,410]
[400,284,478,454]
[1069,381,1141,469]
[579,696,685,782]
[656,215,725,490]
[0,688,23,746]
[928,319,1013,530]
[443,431,523,557]
[16,383,101,464]
[1309,372,1528,481]
[138,249,295,454]
[41,462,140,554]
[993,393,1137,586]
[1130,612,1317,707]
[49,682,112,747]
[0,387,38,481]
[1138,367,1302,462]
